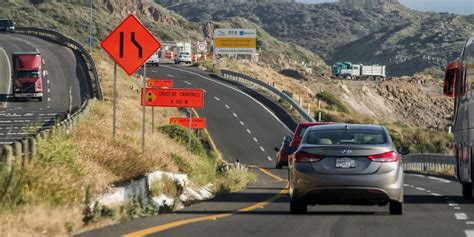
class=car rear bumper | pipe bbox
[289,163,403,204]
[14,93,43,98]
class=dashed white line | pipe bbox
[166,74,174,78]
[240,121,245,126]
[466,221,474,225]
[455,213,468,220]
[47,80,50,84]
[415,187,426,191]
[47,97,51,102]
[233,113,238,118]
[184,81,192,85]
[253,137,258,142]
[214,96,221,101]
[427,176,451,183]
[260,146,265,152]
[455,207,461,210]
[448,202,458,207]
[403,184,409,187]
[47,88,50,93]
[431,193,442,197]
[426,190,431,193]
[246,129,251,134]
[225,104,230,109]
[267,156,272,161]
[151,70,157,73]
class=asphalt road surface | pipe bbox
[0,32,92,144]
[80,64,474,237]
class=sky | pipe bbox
[297,0,474,15]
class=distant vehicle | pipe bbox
[147,52,159,67]
[288,124,407,215]
[0,19,15,33]
[174,52,192,64]
[12,52,44,102]
[443,36,474,198]
[274,122,335,169]
[332,62,386,80]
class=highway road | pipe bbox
[80,64,474,237]
[0,32,92,144]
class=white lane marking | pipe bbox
[166,74,175,78]
[455,207,461,210]
[240,121,245,126]
[403,184,409,187]
[246,129,251,134]
[466,230,474,237]
[260,146,265,152]
[225,104,230,109]
[253,137,258,142]
[448,202,459,207]
[233,113,238,118]
[431,193,442,197]
[466,221,474,225]
[162,65,292,133]
[214,96,220,101]
[415,187,426,191]
[47,88,50,93]
[455,213,468,220]
[427,176,451,183]
[184,81,192,85]
[426,190,431,193]
[203,89,207,93]
[267,156,272,161]
[151,70,157,73]
[47,80,50,84]
[0,48,11,108]
[47,97,51,102]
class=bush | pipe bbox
[213,165,256,195]
[0,163,26,210]
[158,125,206,157]
[316,91,350,113]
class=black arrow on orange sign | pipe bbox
[119,32,143,58]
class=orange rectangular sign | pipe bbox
[141,88,204,108]
[169,117,206,129]
[147,79,173,88]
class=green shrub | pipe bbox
[0,163,26,210]
[316,91,350,113]
[158,125,206,157]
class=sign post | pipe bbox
[113,63,117,137]
[141,64,146,152]
[146,79,174,134]
[100,14,162,150]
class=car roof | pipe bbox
[307,123,385,131]
[298,122,337,127]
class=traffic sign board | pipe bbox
[141,88,204,108]
[100,14,162,76]
[147,79,173,88]
[170,117,206,129]
[197,41,207,53]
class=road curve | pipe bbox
[0,32,92,144]
[80,65,473,237]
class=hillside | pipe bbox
[0,0,326,74]
[156,0,474,76]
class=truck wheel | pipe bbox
[38,97,42,102]
[389,201,403,215]
[290,199,307,214]
[462,182,472,198]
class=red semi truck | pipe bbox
[12,52,43,101]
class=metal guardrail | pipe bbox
[403,153,455,176]
[220,69,315,122]
[15,26,103,100]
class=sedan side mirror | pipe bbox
[399,146,410,156]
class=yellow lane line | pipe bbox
[123,169,288,237]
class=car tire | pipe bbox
[290,199,307,214]
[276,162,282,169]
[38,97,42,102]
[389,201,403,215]
[462,182,472,198]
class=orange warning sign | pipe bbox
[147,79,173,88]
[169,117,206,129]
[141,88,204,108]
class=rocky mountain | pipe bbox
[0,0,325,73]
[156,0,474,76]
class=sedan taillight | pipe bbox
[367,151,399,162]
[294,151,323,163]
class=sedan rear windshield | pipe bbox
[305,129,387,145]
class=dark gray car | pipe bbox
[288,124,407,215]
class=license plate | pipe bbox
[336,157,355,168]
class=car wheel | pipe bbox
[290,199,307,214]
[462,182,472,198]
[276,161,282,169]
[389,201,403,215]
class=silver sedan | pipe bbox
[288,124,407,215]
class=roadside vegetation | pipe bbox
[0,51,255,236]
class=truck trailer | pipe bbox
[12,52,44,101]
[332,62,386,80]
